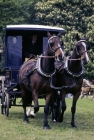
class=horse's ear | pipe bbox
[86,37,89,41]
[57,32,61,38]
[47,32,52,38]
[75,33,80,41]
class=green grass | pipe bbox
[0,98,94,140]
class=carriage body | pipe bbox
[0,24,65,116]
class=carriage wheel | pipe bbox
[0,97,3,114]
[4,93,9,117]
[0,78,6,115]
[0,91,5,114]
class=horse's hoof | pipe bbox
[71,125,77,129]
[43,125,51,130]
[71,123,77,128]
[23,119,29,123]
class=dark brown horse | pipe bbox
[19,32,64,129]
[51,33,91,127]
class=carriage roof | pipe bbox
[5,24,65,33]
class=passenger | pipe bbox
[23,34,41,61]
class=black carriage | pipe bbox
[0,24,65,117]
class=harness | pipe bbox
[18,55,56,91]
[50,53,85,90]
[64,56,84,77]
[36,55,56,77]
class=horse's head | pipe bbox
[46,32,65,61]
[75,33,91,64]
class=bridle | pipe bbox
[75,40,90,56]
[48,36,62,53]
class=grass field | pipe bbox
[0,97,94,140]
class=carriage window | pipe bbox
[13,36,17,45]
[7,36,22,67]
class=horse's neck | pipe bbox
[68,52,82,73]
[41,55,55,73]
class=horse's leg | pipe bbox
[43,93,52,129]
[91,93,94,101]
[52,93,60,122]
[22,97,29,123]
[32,90,39,114]
[57,91,66,123]
[93,93,94,100]
[86,92,88,99]
[21,85,31,123]
[86,93,87,99]
[55,92,61,121]
[71,92,80,128]
[81,91,83,99]
[51,90,58,122]
[81,92,84,99]
[23,106,29,123]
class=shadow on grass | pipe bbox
[7,107,94,131]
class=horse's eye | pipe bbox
[50,42,54,47]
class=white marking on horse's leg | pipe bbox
[26,107,32,116]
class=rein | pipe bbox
[64,56,84,61]
[39,55,55,58]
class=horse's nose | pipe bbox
[82,59,89,65]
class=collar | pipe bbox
[64,56,84,77]
[36,55,56,77]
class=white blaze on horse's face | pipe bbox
[82,42,89,64]
[58,43,64,59]
[54,37,65,60]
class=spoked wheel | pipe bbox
[0,77,6,115]
[0,91,5,114]
[0,98,3,114]
[4,92,10,117]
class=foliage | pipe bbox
[0,0,94,79]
